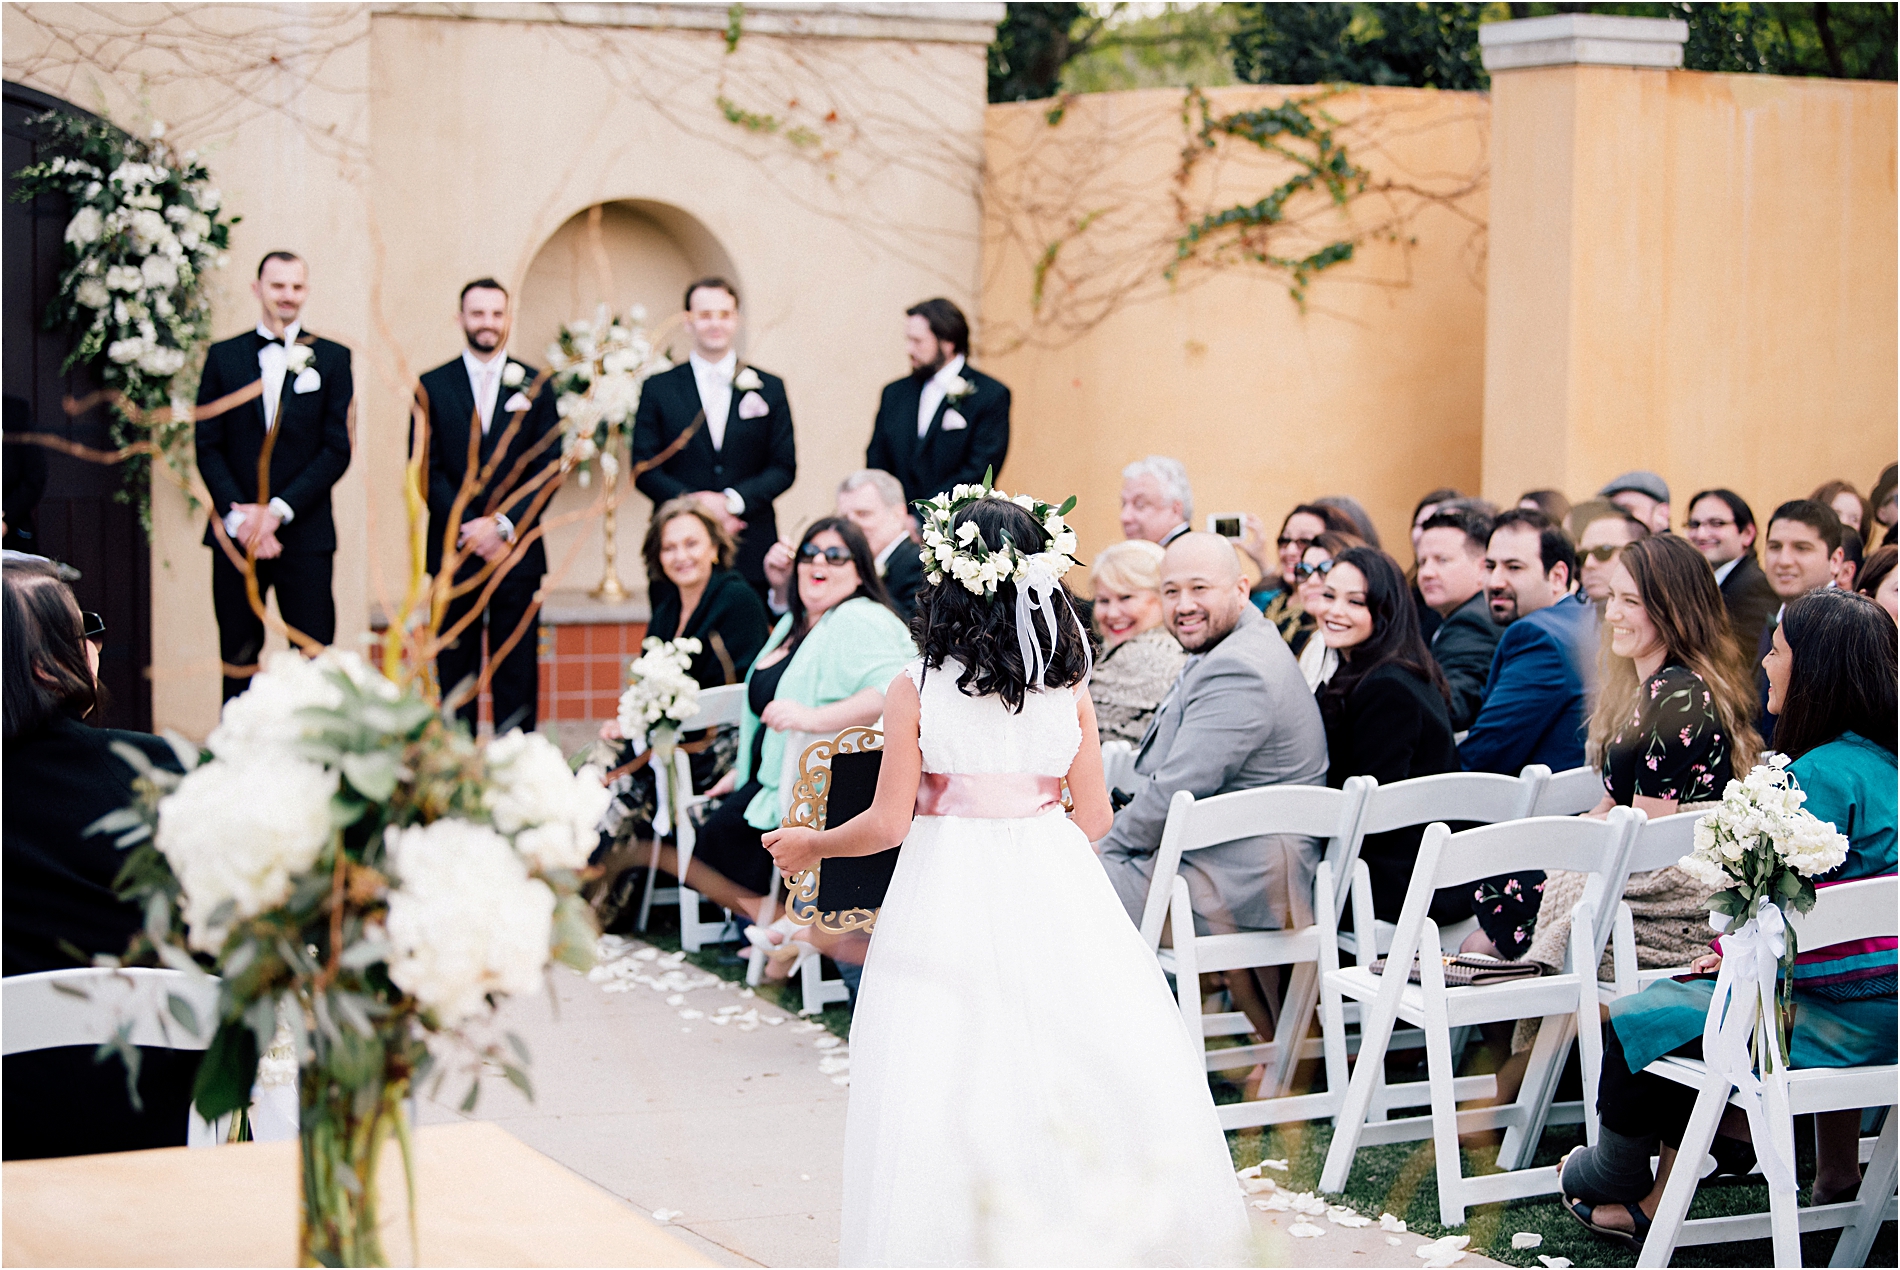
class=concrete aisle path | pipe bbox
[418,936,1506,1268]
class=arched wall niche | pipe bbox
[519,200,739,611]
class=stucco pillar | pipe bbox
[1478,16,1688,506]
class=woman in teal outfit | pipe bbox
[1559,588,1898,1250]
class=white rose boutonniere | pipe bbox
[502,361,526,388]
[733,366,763,392]
[285,342,315,373]
[945,373,974,401]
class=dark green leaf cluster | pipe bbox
[989,2,1094,102]
[1228,3,1491,91]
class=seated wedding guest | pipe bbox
[1518,488,1571,527]
[1117,456,1193,547]
[1314,495,1381,548]
[1290,531,1363,690]
[1869,462,1897,547]
[1416,504,1499,730]
[651,519,912,976]
[590,499,770,924]
[1088,539,1188,746]
[1573,503,1649,603]
[1598,470,1672,534]
[763,470,925,621]
[1459,509,1594,777]
[3,557,196,1159]
[1811,478,1872,539]
[1097,533,1328,1043]
[1683,487,1776,655]
[1559,587,1895,1248]
[1314,547,1462,922]
[1481,534,1760,967]
[1759,499,1845,747]
[1252,502,1358,638]
[1857,544,1898,621]
[1408,486,1463,642]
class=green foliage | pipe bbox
[715,96,821,148]
[724,3,744,53]
[1228,3,1492,90]
[192,1016,261,1122]
[1058,3,1243,94]
[989,3,1094,102]
[1604,3,1898,79]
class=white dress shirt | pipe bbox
[917,354,966,439]
[1713,556,1740,586]
[224,322,301,536]
[689,350,736,452]
[873,532,905,575]
[462,347,508,435]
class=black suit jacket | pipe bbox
[630,362,796,583]
[1429,591,1503,731]
[1719,552,1778,660]
[866,364,1011,507]
[414,356,559,578]
[647,566,772,688]
[880,536,926,622]
[194,331,353,553]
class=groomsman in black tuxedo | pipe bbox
[195,251,353,702]
[414,278,560,734]
[865,298,1011,506]
[631,277,796,600]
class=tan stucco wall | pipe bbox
[980,86,1492,569]
[5,3,995,737]
[1482,64,1897,529]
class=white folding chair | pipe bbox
[1537,764,1607,816]
[1101,739,1139,799]
[1137,778,1371,1128]
[1338,765,1553,963]
[2,966,229,1147]
[1319,809,1642,1226]
[1637,875,1900,1268]
[638,683,749,951]
[1607,809,1715,1000]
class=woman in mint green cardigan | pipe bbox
[670,518,914,939]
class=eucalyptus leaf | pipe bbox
[245,993,278,1055]
[337,940,391,971]
[108,739,157,781]
[95,1026,144,1112]
[160,728,203,773]
[506,1031,532,1068]
[500,1063,535,1102]
[331,990,376,1038]
[191,1021,259,1122]
[460,1079,481,1113]
[339,751,400,802]
[165,991,202,1039]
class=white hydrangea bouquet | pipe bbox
[1678,752,1848,1070]
[615,637,703,837]
[545,305,671,487]
[94,650,608,1266]
[10,112,237,525]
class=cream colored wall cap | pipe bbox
[1479,13,1688,72]
[372,2,1003,44]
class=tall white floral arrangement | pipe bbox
[11,113,238,527]
[545,305,671,486]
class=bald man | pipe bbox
[1097,534,1329,944]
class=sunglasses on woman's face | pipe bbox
[1582,544,1624,563]
[81,611,106,642]
[1293,559,1337,581]
[797,544,853,566]
[1277,534,1316,551]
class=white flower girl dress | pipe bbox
[838,659,1251,1266]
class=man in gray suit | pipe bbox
[1097,533,1330,938]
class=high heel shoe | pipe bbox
[764,934,819,982]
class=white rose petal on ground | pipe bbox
[1388,1236,1404,1246]
[1261,1158,1289,1171]
[384,819,555,1025]
[1379,1213,1407,1231]
[1287,1221,1324,1238]
[1512,1232,1544,1249]
[1536,1258,1573,1269]
[651,1208,682,1223]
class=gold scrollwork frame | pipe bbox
[781,727,885,934]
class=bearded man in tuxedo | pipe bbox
[194,251,353,702]
[865,298,1010,506]
[414,278,559,734]
[630,277,796,602]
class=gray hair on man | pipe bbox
[1121,455,1193,524]
[838,468,906,509]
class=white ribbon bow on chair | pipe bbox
[1701,895,1796,1193]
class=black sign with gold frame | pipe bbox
[781,727,893,933]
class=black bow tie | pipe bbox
[256,331,288,350]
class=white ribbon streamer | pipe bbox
[1014,560,1090,692]
[1700,894,1795,1194]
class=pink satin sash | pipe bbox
[914,772,1065,819]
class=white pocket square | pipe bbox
[941,408,968,431]
[503,391,532,413]
[292,367,322,394]
[736,390,769,420]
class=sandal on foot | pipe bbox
[1562,1194,1651,1252]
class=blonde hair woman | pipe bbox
[1088,539,1188,745]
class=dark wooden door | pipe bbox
[4,82,153,731]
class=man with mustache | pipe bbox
[864,298,1010,506]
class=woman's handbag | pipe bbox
[1369,952,1547,987]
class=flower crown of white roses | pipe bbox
[917,471,1080,598]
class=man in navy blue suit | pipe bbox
[1459,508,1598,776]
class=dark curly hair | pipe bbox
[911,498,1091,714]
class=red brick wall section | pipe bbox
[474,621,648,727]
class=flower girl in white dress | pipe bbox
[765,487,1250,1268]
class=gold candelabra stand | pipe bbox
[591,438,629,603]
